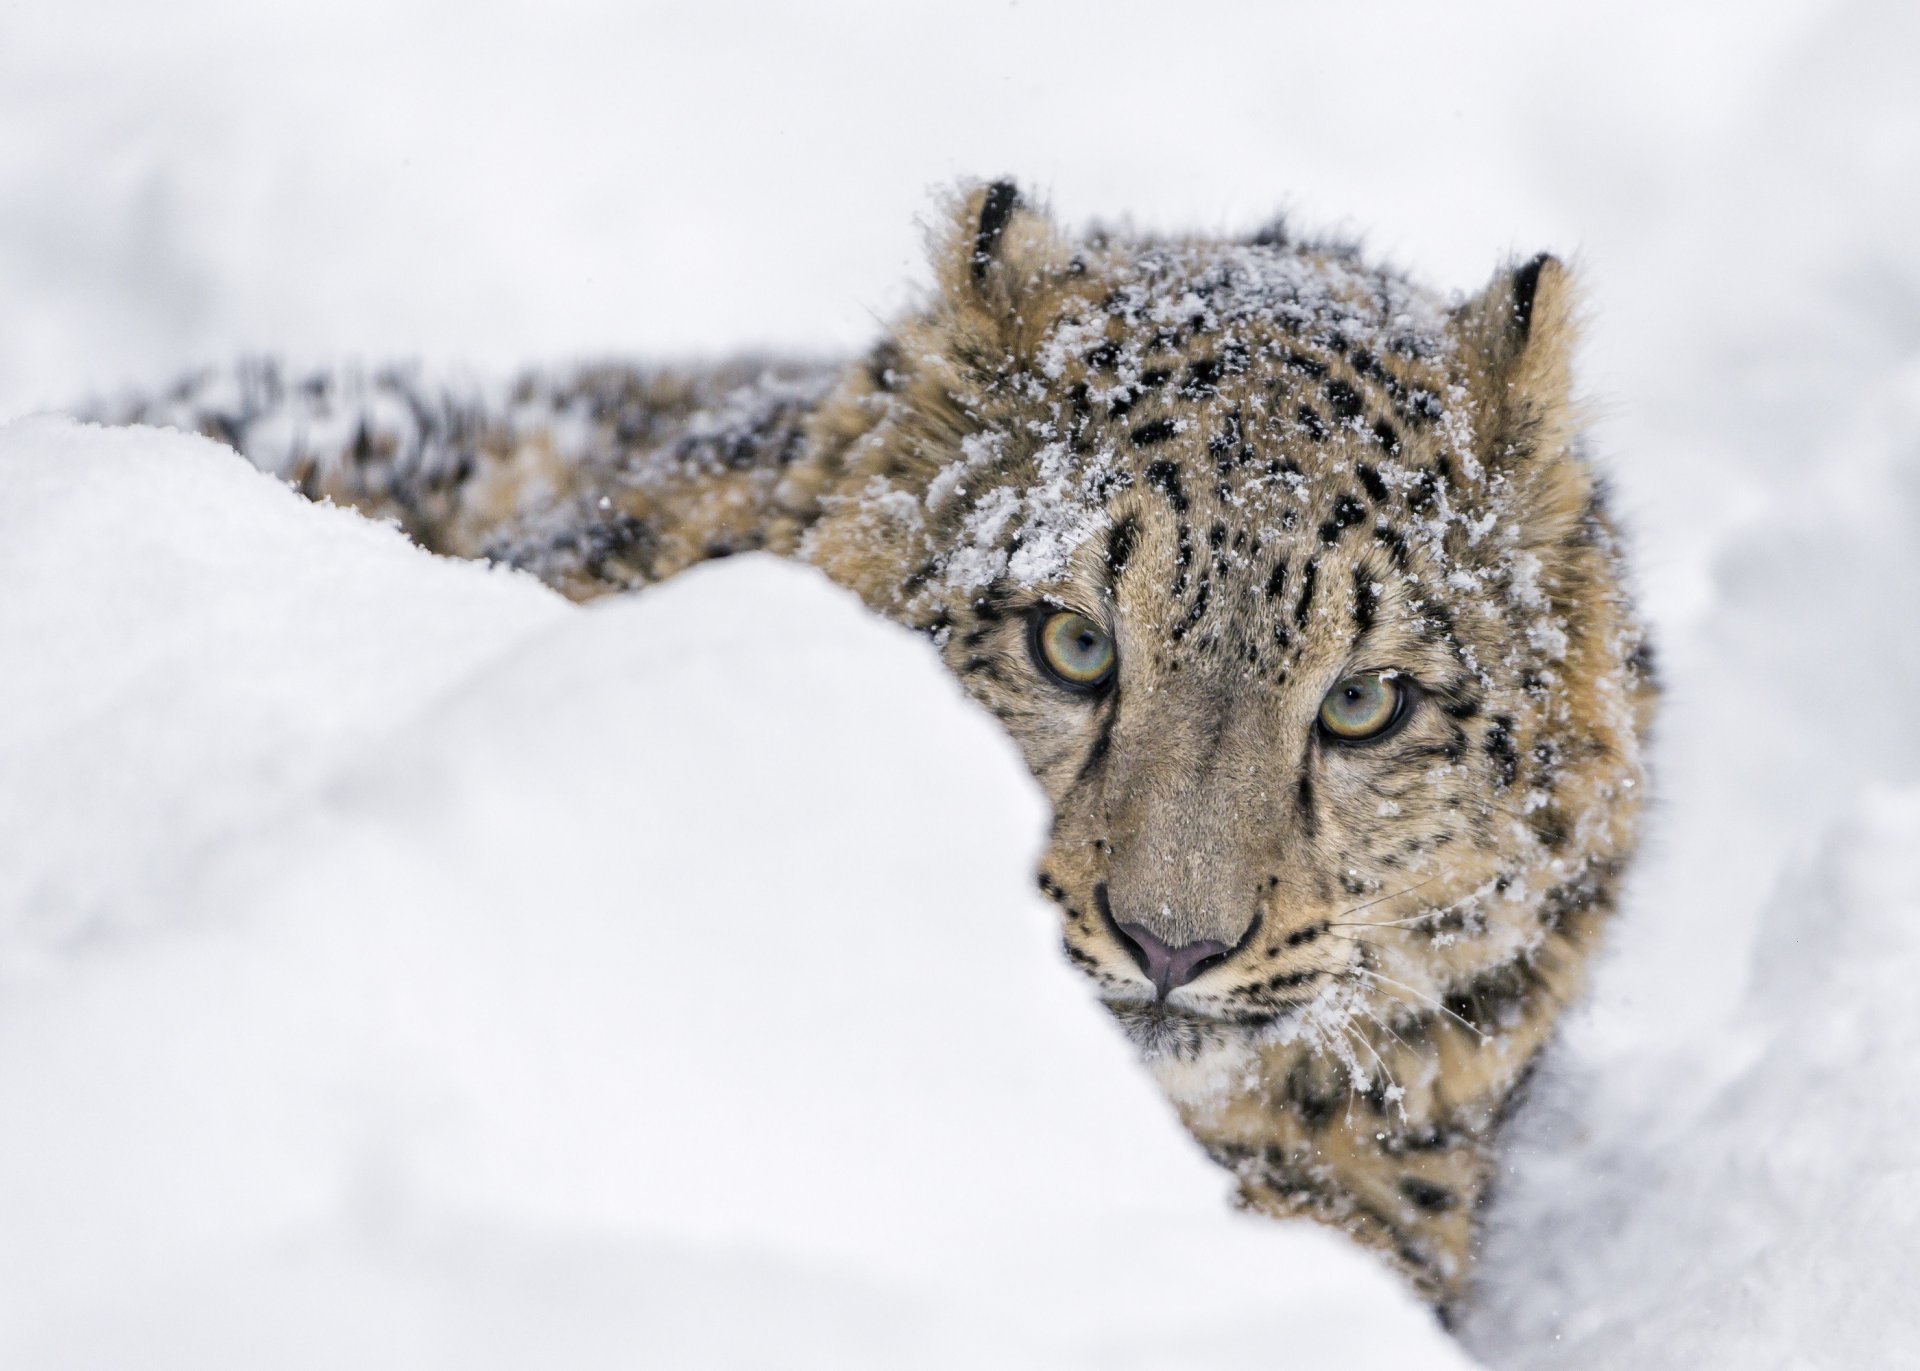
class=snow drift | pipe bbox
[0,417,1475,1369]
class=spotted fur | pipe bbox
[111,182,1654,1315]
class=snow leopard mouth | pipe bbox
[1106,998,1294,1053]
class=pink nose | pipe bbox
[1114,921,1231,999]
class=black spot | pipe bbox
[1512,253,1551,339]
[1284,1061,1340,1131]
[1404,390,1444,425]
[1296,773,1317,835]
[1266,969,1318,991]
[1132,417,1178,447]
[1085,341,1121,371]
[1264,557,1289,599]
[1325,379,1364,421]
[1207,409,1244,459]
[1440,694,1481,721]
[1407,467,1439,514]
[1184,357,1222,395]
[1318,494,1367,545]
[1171,522,1194,598]
[971,181,1019,285]
[1445,957,1545,1035]
[1283,350,1328,380]
[1357,463,1389,503]
[1208,521,1227,549]
[1398,1177,1456,1214]
[1138,368,1172,390]
[1371,419,1402,456]
[1062,943,1100,971]
[1485,715,1519,788]
[1295,405,1328,441]
[1373,522,1410,569]
[1144,460,1190,513]
[1285,922,1326,948]
[1541,874,1610,934]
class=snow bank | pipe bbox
[0,419,1474,1369]
[1471,789,1920,1367]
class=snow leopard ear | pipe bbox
[1451,253,1581,472]
[933,179,1074,358]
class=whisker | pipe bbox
[1330,872,1445,922]
[1355,1001,1419,1062]
[1340,1019,1404,1119]
[1330,882,1491,932]
[1345,966,1488,1041]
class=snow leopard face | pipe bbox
[806,181,1650,1096]
[796,183,1653,1304]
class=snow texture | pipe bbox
[5,0,1920,1364]
[0,419,1474,1369]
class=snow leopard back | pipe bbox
[103,356,838,600]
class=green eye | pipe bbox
[1318,672,1407,742]
[1032,610,1116,691]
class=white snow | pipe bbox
[5,0,1920,1363]
[0,419,1474,1368]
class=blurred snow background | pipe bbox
[4,0,1919,1364]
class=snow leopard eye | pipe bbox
[1031,610,1116,692]
[1318,672,1408,742]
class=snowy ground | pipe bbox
[5,0,1920,1365]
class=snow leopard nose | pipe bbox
[1113,921,1233,1000]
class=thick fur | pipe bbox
[112,183,1654,1315]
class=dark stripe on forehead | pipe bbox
[1170,576,1211,642]
[1352,566,1378,635]
[1294,557,1319,630]
[1106,517,1139,582]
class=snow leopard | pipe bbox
[108,181,1655,1317]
